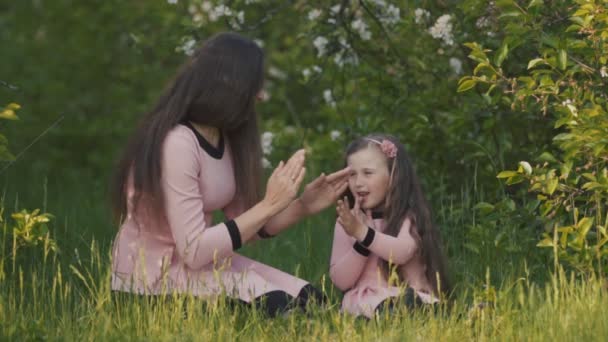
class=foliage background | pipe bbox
[2,0,606,325]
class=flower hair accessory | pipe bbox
[380,140,397,158]
[366,138,398,158]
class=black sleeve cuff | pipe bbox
[225,220,242,250]
[257,226,275,239]
[360,227,376,248]
[353,242,371,256]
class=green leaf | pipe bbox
[527,58,545,69]
[457,79,477,92]
[546,177,558,195]
[494,42,509,67]
[538,152,558,163]
[497,170,518,178]
[537,238,554,248]
[528,0,543,8]
[474,202,495,213]
[577,217,594,237]
[558,49,567,70]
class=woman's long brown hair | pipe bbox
[112,32,265,225]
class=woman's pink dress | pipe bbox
[111,124,308,302]
[329,216,438,318]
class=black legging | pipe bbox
[112,284,327,318]
[375,287,433,315]
[232,284,327,317]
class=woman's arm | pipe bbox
[262,168,350,236]
[163,132,303,270]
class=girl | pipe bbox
[111,32,349,317]
[330,134,450,318]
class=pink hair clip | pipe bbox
[366,138,398,158]
[380,140,397,158]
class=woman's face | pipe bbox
[346,146,390,210]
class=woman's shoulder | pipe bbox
[161,124,200,161]
[164,124,198,148]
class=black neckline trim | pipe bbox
[182,121,224,159]
[371,211,383,219]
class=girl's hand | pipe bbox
[263,150,306,214]
[299,167,350,215]
[336,195,371,241]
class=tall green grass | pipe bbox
[1,169,605,340]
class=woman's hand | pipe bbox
[336,195,374,241]
[299,167,350,215]
[262,149,306,214]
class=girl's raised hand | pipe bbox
[336,196,368,241]
[263,149,306,214]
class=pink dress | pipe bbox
[329,215,438,318]
[111,123,308,302]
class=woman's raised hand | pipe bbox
[299,167,350,215]
[262,149,306,214]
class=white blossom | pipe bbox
[476,16,491,29]
[254,39,264,48]
[261,132,274,155]
[330,130,341,141]
[428,14,454,46]
[308,9,322,21]
[352,18,372,40]
[236,11,245,24]
[268,66,287,80]
[201,1,212,12]
[371,0,387,7]
[327,18,337,24]
[302,68,311,78]
[209,4,232,22]
[312,65,322,73]
[449,57,462,75]
[601,66,608,78]
[380,5,400,26]
[330,4,341,14]
[313,36,329,57]
[414,8,430,24]
[262,157,272,169]
[323,89,336,107]
[177,38,197,56]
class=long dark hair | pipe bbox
[344,134,451,296]
[112,32,265,224]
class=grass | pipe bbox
[1,168,606,340]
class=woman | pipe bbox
[111,32,348,317]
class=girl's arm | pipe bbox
[354,217,419,265]
[329,220,369,291]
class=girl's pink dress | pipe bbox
[111,124,308,302]
[329,216,438,318]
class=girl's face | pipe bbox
[346,146,390,211]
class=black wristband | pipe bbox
[360,227,376,248]
[225,220,242,250]
[353,242,371,256]
[257,226,274,239]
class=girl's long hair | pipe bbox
[112,32,264,224]
[344,134,451,296]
